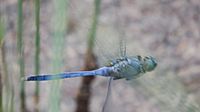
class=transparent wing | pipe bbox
[94,0,200,112]
[130,70,200,112]
[94,26,121,66]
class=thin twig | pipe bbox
[102,77,113,112]
[34,0,41,111]
[17,0,26,111]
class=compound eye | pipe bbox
[144,56,157,71]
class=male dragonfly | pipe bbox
[24,54,157,81]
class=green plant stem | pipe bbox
[0,44,11,112]
[0,48,2,112]
[48,0,68,112]
[87,0,101,51]
[0,18,14,112]
[34,0,40,111]
[0,18,4,112]
[17,0,26,111]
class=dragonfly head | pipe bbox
[143,56,157,72]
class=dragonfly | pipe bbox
[24,53,157,81]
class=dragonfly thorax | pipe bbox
[107,56,157,80]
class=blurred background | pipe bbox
[1,0,200,112]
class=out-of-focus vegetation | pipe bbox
[34,0,40,112]
[1,0,200,112]
[1,17,15,112]
[17,0,26,111]
[48,0,68,112]
[0,17,5,112]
